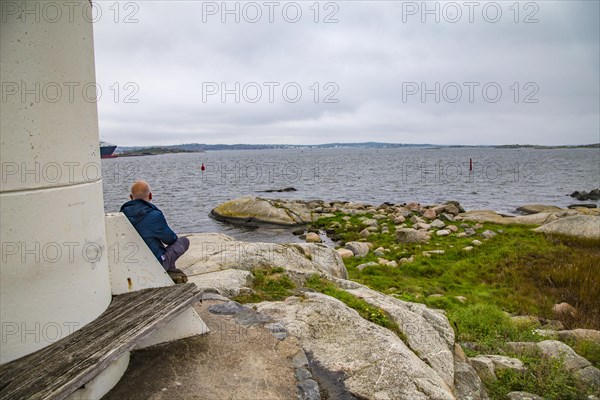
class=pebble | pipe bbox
[481,230,497,239]
[462,246,474,251]
[472,240,483,246]
[305,232,322,243]
[436,229,451,236]
[446,225,458,232]
[430,219,445,228]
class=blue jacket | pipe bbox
[120,199,177,262]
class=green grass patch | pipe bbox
[312,214,600,332]
[486,350,591,400]
[310,212,600,398]
[233,267,296,303]
[448,303,541,355]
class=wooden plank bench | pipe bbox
[0,283,203,400]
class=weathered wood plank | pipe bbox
[0,283,202,400]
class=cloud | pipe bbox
[93,1,599,146]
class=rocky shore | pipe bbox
[109,196,600,400]
[211,195,600,239]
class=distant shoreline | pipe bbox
[114,142,600,154]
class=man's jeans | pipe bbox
[160,237,190,271]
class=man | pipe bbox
[120,180,189,283]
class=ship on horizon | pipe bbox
[100,141,117,158]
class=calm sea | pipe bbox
[101,148,600,242]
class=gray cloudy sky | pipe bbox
[93,1,600,146]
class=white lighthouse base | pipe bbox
[64,213,209,399]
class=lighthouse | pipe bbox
[0,2,207,398]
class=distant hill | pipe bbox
[493,143,600,149]
[116,142,438,153]
[114,142,600,153]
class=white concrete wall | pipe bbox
[0,1,111,364]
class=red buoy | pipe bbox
[201,163,205,171]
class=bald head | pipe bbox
[130,180,152,201]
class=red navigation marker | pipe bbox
[201,163,205,171]
[469,158,473,172]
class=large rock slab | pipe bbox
[187,269,252,297]
[256,293,457,400]
[536,340,591,372]
[211,196,314,226]
[556,329,600,345]
[470,355,525,380]
[177,233,347,279]
[459,210,578,225]
[516,204,564,214]
[341,281,456,389]
[453,344,489,400]
[533,215,600,239]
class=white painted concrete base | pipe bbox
[66,352,130,400]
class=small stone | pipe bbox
[374,250,385,257]
[436,229,451,236]
[393,215,406,224]
[378,258,389,265]
[388,261,398,267]
[472,240,483,246]
[422,250,445,257]
[345,241,370,257]
[455,296,467,303]
[399,256,414,264]
[462,246,473,251]
[422,209,437,220]
[457,232,467,238]
[305,232,322,243]
[357,262,379,271]
[481,230,497,239]
[410,215,425,224]
[406,202,421,212]
[415,222,431,230]
[295,367,312,381]
[474,223,483,229]
[396,228,430,244]
[292,350,309,368]
[552,302,577,319]
[446,225,458,232]
[298,379,321,400]
[362,219,378,227]
[440,213,455,222]
[430,219,446,228]
[464,228,476,236]
[359,228,371,238]
[337,248,355,258]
